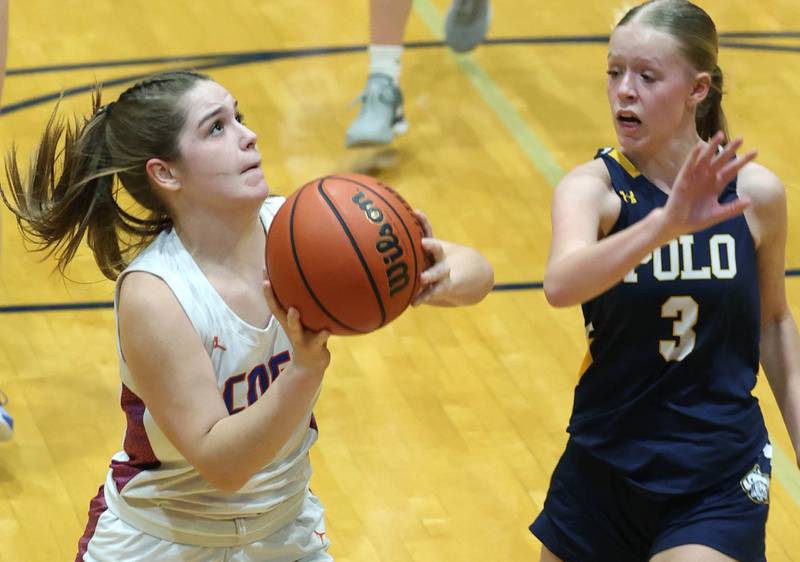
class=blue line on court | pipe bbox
[5,31,798,77]
[493,282,544,291]
[721,42,800,53]
[2,33,799,115]
[2,270,799,314]
[0,301,114,314]
[720,31,800,38]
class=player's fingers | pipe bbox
[264,281,288,320]
[709,137,743,175]
[422,262,450,286]
[414,278,451,306]
[285,306,302,334]
[677,142,704,188]
[717,149,757,187]
[412,286,432,306]
[719,136,743,158]
[421,237,445,264]
[420,238,450,284]
[693,135,718,172]
[704,131,725,161]
[312,329,331,347]
[714,197,751,224]
[414,209,434,238]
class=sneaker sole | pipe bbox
[346,119,409,148]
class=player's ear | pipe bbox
[688,71,711,109]
[146,159,182,193]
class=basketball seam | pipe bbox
[317,181,387,327]
[328,175,421,310]
[289,181,364,333]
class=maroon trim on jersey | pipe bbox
[75,485,107,561]
[110,385,161,493]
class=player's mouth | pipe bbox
[242,160,262,174]
[616,110,642,130]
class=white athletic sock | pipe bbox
[368,44,403,85]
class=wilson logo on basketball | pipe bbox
[352,191,410,297]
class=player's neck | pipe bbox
[174,206,266,273]
[626,129,703,192]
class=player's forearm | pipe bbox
[761,312,800,461]
[544,208,674,307]
[196,365,324,492]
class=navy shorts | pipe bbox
[530,440,771,562]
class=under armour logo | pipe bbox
[212,336,227,351]
[618,190,637,204]
[314,530,326,544]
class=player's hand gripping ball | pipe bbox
[266,173,426,335]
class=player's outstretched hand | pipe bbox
[264,280,331,375]
[412,210,453,306]
[663,131,757,239]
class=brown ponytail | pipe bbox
[695,65,727,142]
[1,70,210,280]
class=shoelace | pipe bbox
[349,76,396,108]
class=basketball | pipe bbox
[266,173,426,335]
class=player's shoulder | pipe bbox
[738,162,786,248]
[559,158,611,188]
[738,161,784,206]
[562,157,612,184]
[554,158,614,202]
[118,271,182,320]
[116,271,203,355]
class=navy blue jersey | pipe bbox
[567,148,768,495]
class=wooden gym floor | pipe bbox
[1,1,799,560]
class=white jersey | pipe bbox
[102,197,320,547]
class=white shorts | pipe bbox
[78,490,332,562]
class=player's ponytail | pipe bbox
[1,70,209,280]
[695,65,727,143]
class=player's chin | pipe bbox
[240,177,270,198]
[242,171,267,187]
[616,131,646,153]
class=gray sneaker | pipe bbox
[346,74,408,148]
[444,0,491,53]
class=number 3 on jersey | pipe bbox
[659,296,698,362]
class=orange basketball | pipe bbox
[266,173,426,335]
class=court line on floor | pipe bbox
[412,0,800,508]
[4,31,798,78]
[2,36,799,116]
[3,271,800,313]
